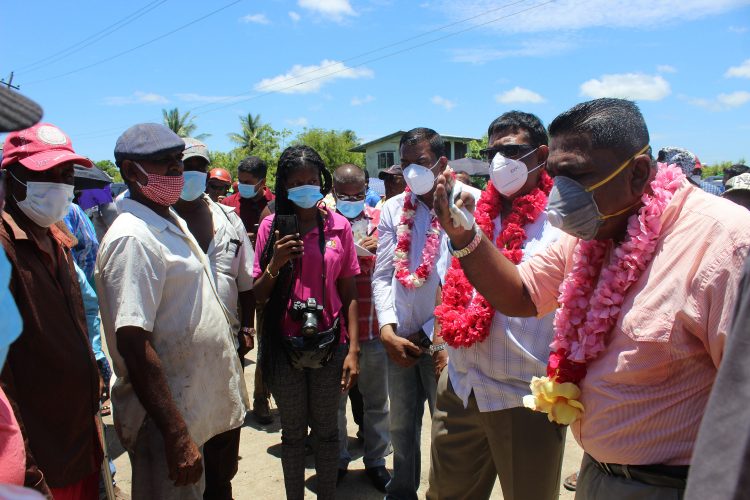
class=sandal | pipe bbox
[563,471,578,491]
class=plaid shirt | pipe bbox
[355,206,380,341]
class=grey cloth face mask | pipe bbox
[546,176,605,240]
[546,144,650,240]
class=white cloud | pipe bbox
[729,25,748,33]
[298,0,355,21]
[726,59,750,78]
[495,86,545,104]
[657,64,677,73]
[580,73,671,101]
[286,117,309,127]
[103,91,168,106]
[174,93,246,104]
[254,59,373,94]
[449,38,575,64]
[240,13,270,24]
[438,0,749,33]
[289,11,301,22]
[351,94,375,106]
[431,95,456,110]
[688,91,750,111]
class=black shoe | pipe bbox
[365,466,390,493]
[252,397,273,425]
[337,468,348,485]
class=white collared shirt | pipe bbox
[372,181,481,337]
[445,212,561,412]
[205,195,254,339]
[95,198,248,450]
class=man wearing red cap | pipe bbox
[0,123,103,498]
[206,168,232,203]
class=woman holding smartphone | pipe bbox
[253,145,360,500]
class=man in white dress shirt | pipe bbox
[426,112,566,500]
[372,127,480,500]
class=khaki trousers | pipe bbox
[427,369,566,500]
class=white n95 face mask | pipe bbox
[489,149,542,197]
[9,171,73,227]
[403,159,440,195]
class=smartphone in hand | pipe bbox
[276,215,299,238]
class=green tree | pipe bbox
[161,107,210,140]
[292,128,365,171]
[211,123,287,191]
[228,113,265,152]
[700,158,746,178]
[95,159,122,183]
[466,135,489,160]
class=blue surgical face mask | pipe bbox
[287,185,323,209]
[0,250,22,369]
[180,171,207,201]
[238,182,258,199]
[336,199,365,219]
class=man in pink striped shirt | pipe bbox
[433,98,750,499]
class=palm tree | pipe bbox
[228,113,263,152]
[161,107,210,140]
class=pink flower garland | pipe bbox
[524,162,685,424]
[393,187,442,289]
[435,171,553,347]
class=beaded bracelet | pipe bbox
[449,227,482,259]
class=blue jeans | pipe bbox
[339,339,392,468]
[386,353,437,500]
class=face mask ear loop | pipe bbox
[600,199,642,221]
[585,144,650,193]
[7,170,26,205]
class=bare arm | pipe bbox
[433,174,537,318]
[117,327,202,486]
[337,276,360,391]
[237,290,256,354]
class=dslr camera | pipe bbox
[291,298,324,336]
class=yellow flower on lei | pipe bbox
[522,376,585,425]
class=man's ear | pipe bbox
[536,145,549,165]
[630,154,654,195]
[121,159,147,185]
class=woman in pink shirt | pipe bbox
[253,145,360,500]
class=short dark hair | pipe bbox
[724,164,750,182]
[237,156,268,178]
[399,127,445,159]
[333,163,366,185]
[487,111,548,147]
[549,98,651,161]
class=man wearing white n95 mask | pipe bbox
[427,112,565,500]
[372,127,480,499]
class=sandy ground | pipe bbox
[103,348,583,499]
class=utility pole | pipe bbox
[0,72,20,90]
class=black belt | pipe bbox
[588,454,688,490]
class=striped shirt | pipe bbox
[445,213,562,412]
[519,180,750,465]
[355,206,381,342]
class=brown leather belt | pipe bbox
[588,454,688,490]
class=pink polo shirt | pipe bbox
[254,209,360,343]
[519,180,750,465]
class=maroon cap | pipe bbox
[378,164,403,179]
[1,122,93,171]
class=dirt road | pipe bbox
[104,349,583,499]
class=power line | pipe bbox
[71,0,557,140]
[25,0,244,85]
[187,0,531,113]
[19,0,168,74]
[193,0,556,117]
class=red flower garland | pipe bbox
[435,170,553,348]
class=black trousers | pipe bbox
[203,426,242,500]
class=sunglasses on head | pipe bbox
[480,144,535,161]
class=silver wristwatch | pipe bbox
[429,342,447,355]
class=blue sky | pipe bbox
[3,0,749,165]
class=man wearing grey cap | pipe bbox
[174,137,256,500]
[95,124,248,499]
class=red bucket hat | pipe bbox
[1,122,93,171]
